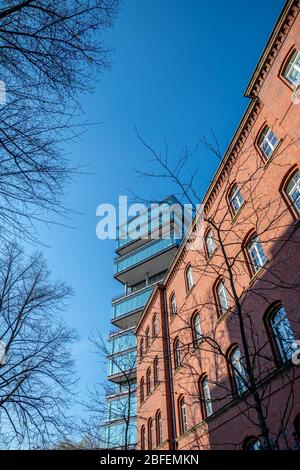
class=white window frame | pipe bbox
[258,127,279,160]
[192,313,202,346]
[206,228,215,257]
[180,398,188,434]
[270,306,296,363]
[186,266,194,291]
[286,171,300,214]
[229,185,244,214]
[217,281,229,314]
[284,50,300,86]
[201,377,213,418]
[174,339,182,369]
[247,236,267,273]
[171,294,177,316]
[230,348,247,396]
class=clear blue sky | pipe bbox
[36,0,285,420]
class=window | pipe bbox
[283,49,300,86]
[140,426,145,450]
[153,357,160,386]
[174,337,182,369]
[229,184,244,214]
[229,347,247,396]
[269,305,296,363]
[178,396,188,434]
[145,326,151,351]
[216,280,229,315]
[152,315,158,338]
[243,437,263,451]
[156,411,163,446]
[205,228,215,257]
[170,293,177,316]
[258,126,279,160]
[146,367,151,395]
[246,235,267,274]
[192,312,202,347]
[186,265,194,291]
[148,419,153,450]
[200,376,213,419]
[140,339,144,361]
[140,377,144,404]
[286,170,300,214]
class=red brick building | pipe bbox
[135,0,300,451]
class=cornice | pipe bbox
[245,0,300,98]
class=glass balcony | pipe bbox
[114,236,181,275]
[100,419,137,449]
[108,349,136,377]
[109,330,136,355]
[112,285,153,320]
[107,394,137,422]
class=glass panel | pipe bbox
[115,237,180,274]
[284,50,300,86]
[287,171,300,213]
[248,237,267,272]
[110,331,136,354]
[112,286,153,319]
[270,306,296,362]
[108,350,136,376]
[202,377,213,417]
[231,348,247,395]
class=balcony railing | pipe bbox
[114,236,181,275]
[112,285,153,319]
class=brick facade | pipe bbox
[135,0,300,451]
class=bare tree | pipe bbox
[0,0,119,244]
[132,130,300,450]
[79,332,137,450]
[0,242,77,449]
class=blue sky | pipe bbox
[36,0,285,420]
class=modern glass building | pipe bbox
[101,196,183,449]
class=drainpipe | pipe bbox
[159,285,177,450]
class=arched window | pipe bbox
[205,228,215,257]
[216,280,229,315]
[199,375,213,419]
[148,418,153,450]
[140,377,145,404]
[246,234,267,274]
[229,346,247,396]
[156,410,163,446]
[283,49,300,86]
[268,305,296,363]
[229,184,244,214]
[170,293,177,316]
[145,326,151,351]
[146,367,151,395]
[186,265,194,292]
[178,396,188,434]
[191,312,202,347]
[140,426,146,450]
[140,338,144,361]
[153,356,160,386]
[286,170,300,214]
[258,126,279,160]
[243,437,263,451]
[152,315,158,338]
[174,337,182,369]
